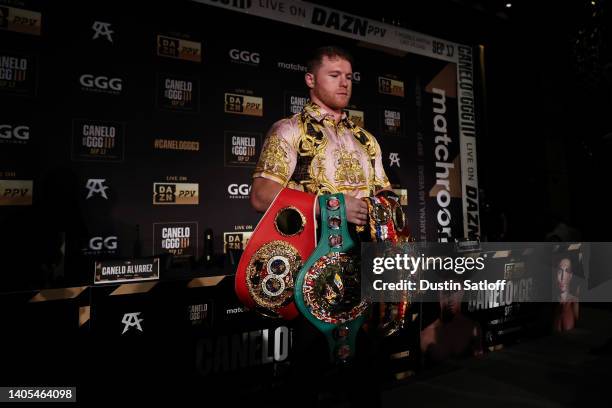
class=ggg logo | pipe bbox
[0,125,29,141]
[79,74,123,92]
[229,49,260,65]
[227,183,251,196]
[89,236,118,251]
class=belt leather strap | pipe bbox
[295,194,369,362]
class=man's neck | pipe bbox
[310,95,343,124]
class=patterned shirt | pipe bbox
[253,101,390,198]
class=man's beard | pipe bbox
[316,90,350,111]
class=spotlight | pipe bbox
[505,3,512,8]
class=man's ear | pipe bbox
[305,72,315,89]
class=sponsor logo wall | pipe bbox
[0,0,479,291]
[0,0,484,390]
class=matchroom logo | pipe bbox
[157,35,201,62]
[157,74,199,112]
[153,182,199,205]
[0,179,33,205]
[224,93,263,117]
[277,61,307,73]
[378,76,405,97]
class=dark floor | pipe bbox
[382,305,612,408]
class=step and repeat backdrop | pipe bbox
[0,0,480,290]
[0,0,545,397]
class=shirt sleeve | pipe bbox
[372,137,391,191]
[252,119,298,186]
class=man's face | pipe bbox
[557,258,573,293]
[307,55,352,111]
[439,290,463,322]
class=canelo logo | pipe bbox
[389,153,400,167]
[72,120,124,161]
[195,326,290,375]
[0,54,29,84]
[121,312,143,334]
[153,222,197,257]
[286,94,308,115]
[383,109,401,133]
[85,179,109,199]
[157,74,199,112]
[92,21,113,42]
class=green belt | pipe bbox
[295,193,369,362]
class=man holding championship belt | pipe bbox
[251,46,391,407]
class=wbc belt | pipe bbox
[235,188,317,320]
[295,194,369,362]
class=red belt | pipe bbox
[235,188,317,320]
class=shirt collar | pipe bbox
[303,100,353,127]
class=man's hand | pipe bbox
[344,194,368,226]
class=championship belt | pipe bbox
[369,191,412,336]
[235,188,317,320]
[376,191,412,242]
[295,194,369,362]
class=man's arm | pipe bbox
[250,177,367,225]
[250,177,322,218]
[250,177,284,213]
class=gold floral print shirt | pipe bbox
[253,101,390,198]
